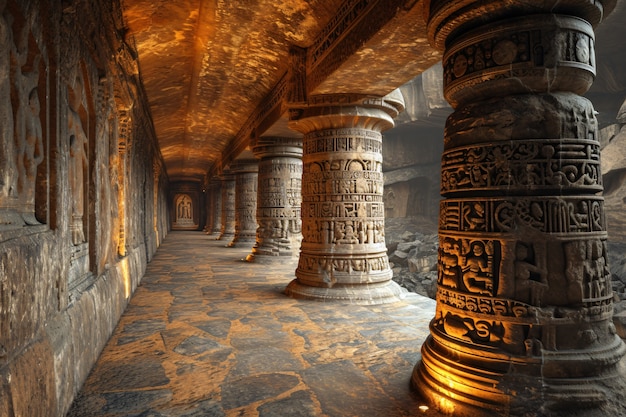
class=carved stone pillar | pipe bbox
[413,2,625,415]
[285,92,405,304]
[207,178,222,236]
[247,136,303,262]
[228,159,258,248]
[217,171,235,241]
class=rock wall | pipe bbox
[0,1,168,416]
[382,66,449,224]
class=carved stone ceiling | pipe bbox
[121,0,441,183]
[121,0,626,184]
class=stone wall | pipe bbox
[0,1,168,416]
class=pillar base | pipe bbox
[217,232,234,242]
[246,251,297,263]
[227,237,256,248]
[284,279,405,305]
[412,332,626,417]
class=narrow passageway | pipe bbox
[66,231,437,417]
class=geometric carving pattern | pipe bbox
[441,139,602,194]
[440,196,606,234]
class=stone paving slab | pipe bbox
[67,231,438,417]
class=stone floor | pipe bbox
[66,231,439,417]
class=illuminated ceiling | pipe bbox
[121,0,441,183]
[121,0,626,184]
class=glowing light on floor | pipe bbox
[419,405,429,413]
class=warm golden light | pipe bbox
[419,405,429,413]
[120,257,131,299]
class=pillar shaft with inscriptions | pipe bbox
[285,92,405,304]
[217,171,235,241]
[228,159,258,248]
[207,178,221,236]
[413,1,625,415]
[248,136,303,262]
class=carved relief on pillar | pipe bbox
[228,159,259,248]
[414,1,625,415]
[285,92,405,304]
[249,137,303,262]
[217,171,235,241]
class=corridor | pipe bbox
[66,231,437,417]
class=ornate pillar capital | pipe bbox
[252,136,303,160]
[424,0,613,52]
[288,90,405,134]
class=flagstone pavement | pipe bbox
[66,231,439,417]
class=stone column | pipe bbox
[413,2,626,415]
[248,136,303,262]
[207,178,222,236]
[285,92,405,305]
[228,159,258,248]
[217,171,235,242]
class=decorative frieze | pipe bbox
[442,15,596,106]
[439,196,606,234]
[441,138,602,195]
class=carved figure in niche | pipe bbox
[68,73,89,245]
[15,63,43,224]
[514,242,548,306]
[462,241,493,295]
[0,0,16,203]
[564,241,586,303]
[176,195,192,221]
[439,238,461,289]
[333,221,344,243]
[584,239,610,300]
[337,223,358,244]
[355,177,369,193]
[358,221,373,244]
[68,112,88,244]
